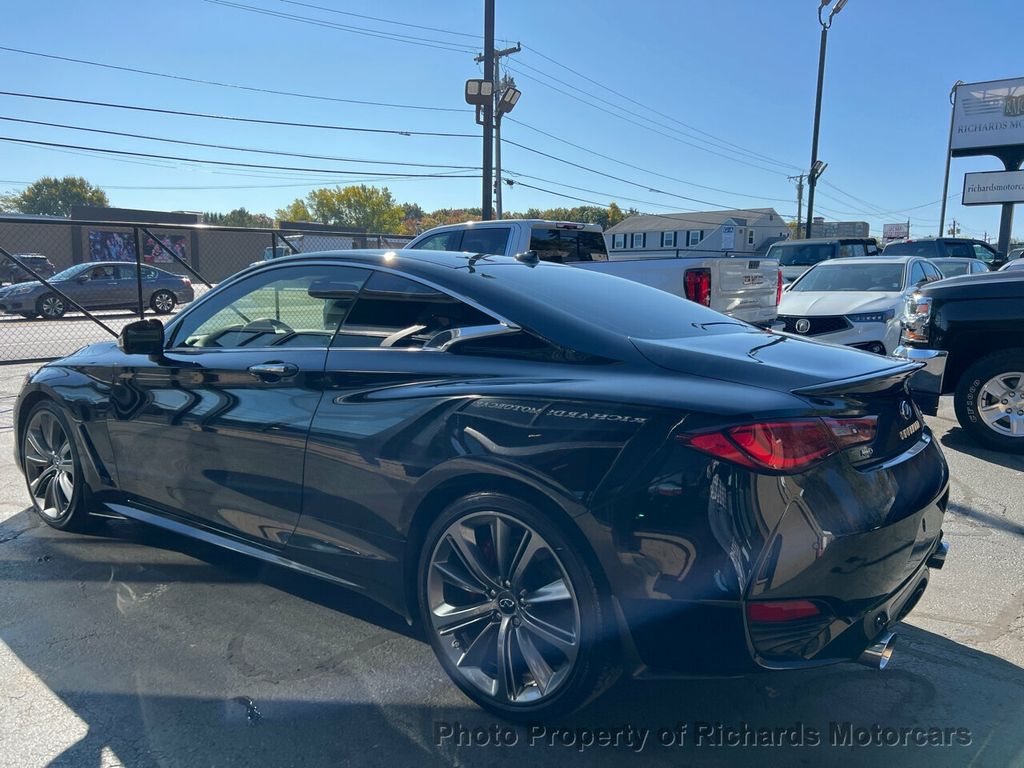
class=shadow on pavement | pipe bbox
[1,508,1022,767]
[939,427,1024,472]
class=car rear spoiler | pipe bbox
[791,361,923,397]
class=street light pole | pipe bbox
[804,0,848,239]
[481,0,495,220]
[938,81,964,237]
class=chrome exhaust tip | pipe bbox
[858,631,896,670]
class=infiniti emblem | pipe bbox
[794,318,811,334]
[899,400,914,420]
[497,597,517,612]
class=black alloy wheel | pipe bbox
[419,492,617,719]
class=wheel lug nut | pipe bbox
[1002,400,1009,405]
[488,589,496,598]
[512,617,521,627]
[503,580,510,587]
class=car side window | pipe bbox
[410,231,462,251]
[332,271,496,349]
[838,244,862,258]
[910,261,928,287]
[922,262,942,281]
[171,265,371,349]
[972,244,995,264]
[87,265,115,281]
[460,227,511,255]
[945,243,972,258]
[972,261,988,274]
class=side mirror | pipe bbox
[118,319,165,356]
[75,274,89,283]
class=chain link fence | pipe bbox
[0,216,412,363]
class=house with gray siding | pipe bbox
[605,208,790,258]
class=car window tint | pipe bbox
[577,231,609,262]
[971,244,995,263]
[460,227,510,255]
[87,266,115,280]
[910,262,927,286]
[924,262,943,280]
[529,229,571,263]
[770,243,835,266]
[937,261,967,277]
[173,265,371,349]
[334,271,495,348]
[410,231,462,251]
[972,261,988,273]
[945,242,972,257]
[883,242,933,257]
[792,264,906,292]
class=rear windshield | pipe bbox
[793,263,906,292]
[529,228,608,263]
[767,242,835,267]
[883,242,934,256]
[481,263,736,339]
[935,261,969,277]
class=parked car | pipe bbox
[896,271,1024,452]
[766,237,880,285]
[406,220,781,326]
[16,249,949,719]
[929,257,990,278]
[0,261,194,320]
[775,256,942,355]
[1007,247,1023,262]
[998,259,1024,272]
[883,237,1005,269]
[0,253,56,285]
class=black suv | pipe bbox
[883,238,1005,269]
[0,253,56,285]
[896,271,1024,452]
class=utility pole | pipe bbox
[475,42,520,219]
[480,0,495,220]
[788,174,805,238]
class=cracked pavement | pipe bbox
[1,363,1022,767]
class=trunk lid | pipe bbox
[711,258,779,322]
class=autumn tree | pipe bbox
[275,185,403,232]
[205,207,273,228]
[0,176,109,217]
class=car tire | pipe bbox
[21,401,95,531]
[954,349,1024,453]
[150,290,176,315]
[417,492,618,720]
[36,293,66,320]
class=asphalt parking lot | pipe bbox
[0,363,1022,767]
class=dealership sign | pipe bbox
[951,77,1024,155]
[882,223,909,240]
[962,170,1024,205]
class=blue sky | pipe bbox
[1,0,1021,240]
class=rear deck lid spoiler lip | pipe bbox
[791,361,924,396]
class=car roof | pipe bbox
[930,257,972,262]
[769,237,872,245]
[808,255,917,266]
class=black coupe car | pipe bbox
[16,249,950,719]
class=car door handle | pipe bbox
[248,362,298,379]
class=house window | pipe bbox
[631,232,646,248]
[687,230,702,247]
[747,229,755,246]
[661,231,675,248]
[612,233,625,249]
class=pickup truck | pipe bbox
[404,220,781,325]
[895,270,1024,452]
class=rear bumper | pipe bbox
[893,346,947,415]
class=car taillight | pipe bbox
[684,268,711,306]
[182,277,192,286]
[747,599,822,623]
[678,416,878,472]
[776,268,783,305]
[900,294,932,343]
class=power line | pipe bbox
[0,91,476,138]
[0,136,481,179]
[510,57,797,173]
[0,115,478,170]
[0,47,469,113]
[205,0,479,54]
[278,0,501,42]
[504,65,787,177]
[507,117,794,203]
[519,44,802,173]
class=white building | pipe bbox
[605,208,790,257]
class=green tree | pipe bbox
[0,176,109,217]
[276,185,403,232]
[205,207,273,228]
[275,198,313,223]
